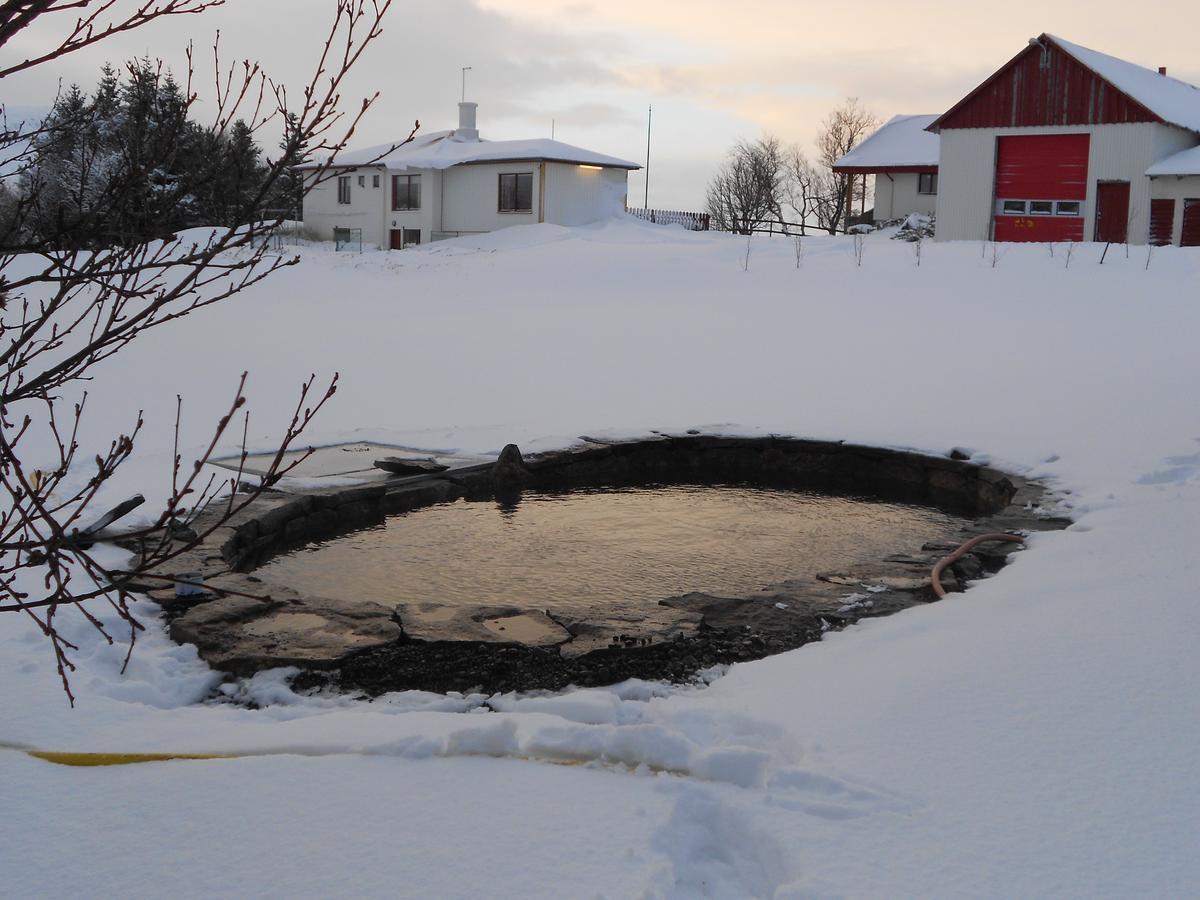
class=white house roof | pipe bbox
[1045,35,1200,134]
[302,129,641,172]
[832,114,940,171]
[1146,143,1200,176]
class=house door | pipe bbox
[1094,181,1130,243]
[389,229,403,250]
[1182,199,1200,247]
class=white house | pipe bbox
[929,34,1200,246]
[300,103,641,249]
[832,114,941,223]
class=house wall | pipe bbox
[542,163,629,226]
[873,173,937,221]
[1149,175,1200,246]
[302,167,389,247]
[440,162,542,234]
[935,123,1198,244]
[385,168,441,246]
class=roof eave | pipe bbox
[832,164,938,175]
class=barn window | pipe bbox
[392,174,421,210]
[373,174,380,188]
[358,175,365,188]
[1029,201,1053,216]
[337,176,351,205]
[1056,201,1081,216]
[1001,200,1026,215]
[918,173,938,195]
[499,172,534,212]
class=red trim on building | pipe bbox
[831,165,938,175]
[930,35,1163,132]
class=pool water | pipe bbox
[257,485,967,621]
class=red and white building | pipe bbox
[930,34,1200,246]
[831,115,941,222]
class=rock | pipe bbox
[492,443,531,489]
[374,457,450,476]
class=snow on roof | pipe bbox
[832,114,940,170]
[1046,35,1200,134]
[301,129,641,172]
[1146,143,1200,176]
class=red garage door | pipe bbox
[993,134,1089,242]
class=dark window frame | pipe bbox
[392,174,421,211]
[337,176,351,205]
[498,172,534,213]
[917,172,938,195]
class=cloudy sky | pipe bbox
[6,0,1200,208]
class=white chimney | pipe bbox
[456,102,479,141]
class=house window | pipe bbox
[1029,200,1053,216]
[1000,199,1026,215]
[403,228,421,247]
[358,175,365,188]
[373,174,380,188]
[337,176,351,205]
[499,172,534,212]
[392,174,421,210]
[1056,201,1081,216]
[918,172,938,195]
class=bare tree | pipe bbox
[706,137,786,235]
[813,98,877,235]
[0,0,411,703]
[782,147,823,236]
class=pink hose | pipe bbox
[931,533,1026,599]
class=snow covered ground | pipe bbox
[4,219,1199,897]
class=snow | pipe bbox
[5,217,1200,897]
[1146,142,1200,175]
[832,114,940,170]
[300,129,640,172]
[1047,34,1200,134]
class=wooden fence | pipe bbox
[626,207,711,231]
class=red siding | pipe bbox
[996,134,1090,200]
[1183,199,1200,247]
[1149,199,1175,245]
[937,39,1162,130]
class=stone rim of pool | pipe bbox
[132,434,1071,696]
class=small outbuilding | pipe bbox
[930,34,1200,245]
[832,114,941,223]
[300,103,640,249]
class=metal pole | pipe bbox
[644,105,652,208]
[461,66,472,102]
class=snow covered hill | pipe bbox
[3,219,1199,898]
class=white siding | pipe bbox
[935,123,1199,244]
[542,163,628,225]
[440,162,542,234]
[302,167,389,247]
[873,173,936,221]
[1150,175,1200,245]
[384,169,440,246]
